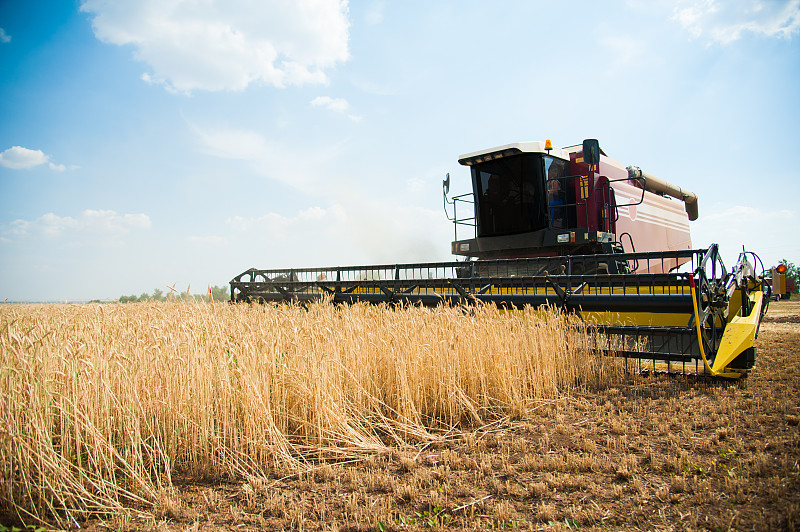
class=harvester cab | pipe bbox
[443,138,698,274]
[231,137,770,379]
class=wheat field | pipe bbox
[0,300,620,526]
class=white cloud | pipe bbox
[80,0,351,93]
[311,95,349,113]
[2,210,151,239]
[671,0,800,43]
[0,28,10,43]
[226,199,447,268]
[0,146,49,169]
[188,235,227,246]
[193,125,309,189]
[702,204,793,224]
[364,1,385,25]
[311,96,362,121]
[194,126,271,162]
[193,124,352,192]
[406,177,426,194]
[598,36,647,74]
[227,205,340,235]
[0,146,69,171]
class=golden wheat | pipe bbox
[0,300,620,525]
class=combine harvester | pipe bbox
[231,139,769,378]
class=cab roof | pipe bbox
[458,141,571,166]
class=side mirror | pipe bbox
[583,139,600,167]
[442,173,450,195]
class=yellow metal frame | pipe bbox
[687,276,763,379]
[710,289,763,378]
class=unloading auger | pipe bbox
[231,139,771,378]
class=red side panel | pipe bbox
[569,149,692,273]
[567,152,627,234]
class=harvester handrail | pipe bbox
[446,192,476,241]
[233,248,705,279]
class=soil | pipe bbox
[61,301,800,531]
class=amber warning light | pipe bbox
[777,263,788,274]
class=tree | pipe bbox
[117,284,230,303]
[209,285,229,302]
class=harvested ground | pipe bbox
[764,316,800,324]
[35,302,800,531]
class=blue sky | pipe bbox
[1,0,799,301]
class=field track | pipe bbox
[1,300,798,531]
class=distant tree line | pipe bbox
[118,285,230,303]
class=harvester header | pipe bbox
[231,138,770,379]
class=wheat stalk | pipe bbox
[0,300,620,525]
